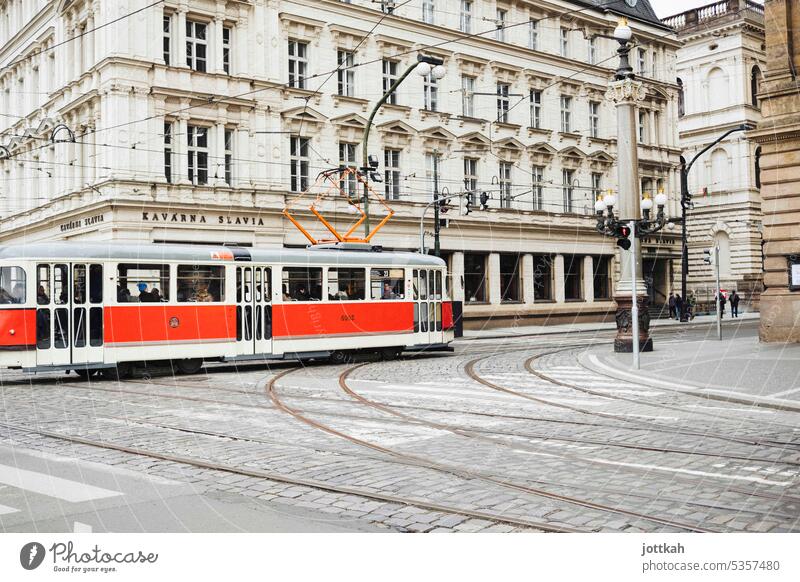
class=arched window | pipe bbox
[710,148,729,192]
[754,146,762,189]
[677,78,685,117]
[714,231,731,277]
[707,68,728,110]
[751,66,762,108]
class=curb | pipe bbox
[579,349,800,413]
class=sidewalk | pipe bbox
[581,326,800,411]
[460,311,759,340]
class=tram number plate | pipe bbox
[340,314,355,321]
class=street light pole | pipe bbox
[419,192,462,254]
[433,151,440,257]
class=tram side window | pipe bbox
[371,268,405,300]
[177,265,225,302]
[0,266,26,304]
[328,268,365,300]
[282,267,322,301]
[117,264,170,302]
[53,265,68,305]
[37,265,50,304]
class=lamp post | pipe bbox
[360,54,445,238]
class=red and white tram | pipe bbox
[0,242,455,377]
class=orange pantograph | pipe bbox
[282,168,394,245]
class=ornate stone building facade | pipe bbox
[0,0,681,328]
[664,0,765,310]
[751,0,800,342]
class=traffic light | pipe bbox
[480,192,490,210]
[703,249,712,264]
[616,224,632,251]
[438,197,449,214]
[465,192,474,214]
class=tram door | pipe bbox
[413,269,442,346]
[35,263,104,367]
[235,266,272,357]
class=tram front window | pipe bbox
[117,264,170,302]
[0,266,26,304]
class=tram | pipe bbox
[0,242,455,377]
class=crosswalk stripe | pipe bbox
[0,503,19,515]
[0,464,122,503]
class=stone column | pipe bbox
[176,7,188,68]
[236,122,250,187]
[583,255,595,303]
[488,253,501,305]
[176,114,191,185]
[450,251,465,303]
[214,119,227,186]
[212,16,224,74]
[554,254,565,303]
[522,253,535,304]
[606,77,651,352]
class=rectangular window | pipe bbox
[529,19,538,50]
[532,165,544,210]
[186,20,207,72]
[532,255,553,301]
[653,111,661,143]
[592,172,602,202]
[652,50,658,79]
[337,50,355,97]
[560,95,572,132]
[638,48,647,76]
[638,110,647,143]
[499,161,512,209]
[530,90,542,128]
[423,74,438,111]
[588,37,597,64]
[641,177,653,199]
[290,136,309,193]
[496,83,510,123]
[339,142,357,199]
[593,256,611,300]
[422,0,434,24]
[224,128,234,186]
[562,168,574,213]
[564,256,583,301]
[459,0,472,33]
[371,268,405,300]
[462,76,475,117]
[288,40,308,89]
[187,125,209,185]
[162,15,171,65]
[164,121,173,183]
[328,268,365,300]
[496,9,507,42]
[589,101,600,138]
[500,254,521,302]
[382,59,399,105]
[464,254,486,303]
[384,148,401,200]
[560,28,569,57]
[282,267,322,301]
[177,265,225,302]
[116,264,170,302]
[425,153,436,199]
[0,266,25,304]
[37,265,50,305]
[464,158,478,193]
[222,26,232,74]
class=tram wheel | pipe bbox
[101,363,133,380]
[327,350,352,365]
[74,368,97,380]
[175,358,203,375]
[380,347,402,361]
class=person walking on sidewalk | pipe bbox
[730,290,740,318]
[717,292,727,318]
[674,293,684,321]
[667,292,676,319]
[687,291,696,320]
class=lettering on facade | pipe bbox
[141,212,265,226]
[59,214,105,233]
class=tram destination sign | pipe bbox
[141,212,266,227]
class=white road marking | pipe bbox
[771,386,800,398]
[0,503,19,515]
[0,464,122,503]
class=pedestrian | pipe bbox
[730,290,740,318]
[717,292,726,318]
[674,293,683,320]
[667,292,676,319]
[687,291,696,320]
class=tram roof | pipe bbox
[0,242,446,267]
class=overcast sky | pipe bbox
[650,0,764,18]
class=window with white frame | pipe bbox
[290,136,309,193]
[423,73,438,111]
[425,152,436,198]
[530,89,542,128]
[337,50,354,97]
[652,50,658,79]
[588,37,596,64]
[589,101,600,138]
[496,9,507,42]
[462,76,475,117]
[499,162,512,208]
[163,14,171,65]
[560,28,569,57]
[222,26,232,74]
[532,165,544,210]
[638,110,647,143]
[560,95,572,132]
[528,19,538,50]
[164,121,173,183]
[224,128,233,185]
[186,20,207,72]
[288,40,308,89]
[591,172,602,201]
[422,0,434,24]
[464,158,478,193]
[459,0,472,33]
[382,59,398,105]
[187,125,209,185]
[562,169,574,213]
[339,142,357,198]
[496,82,510,123]
[384,148,401,200]
[638,48,647,76]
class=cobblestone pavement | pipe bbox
[1,331,798,533]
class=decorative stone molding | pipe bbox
[420,125,455,152]
[457,131,491,153]
[494,137,524,162]
[528,142,557,166]
[280,105,328,134]
[376,119,415,149]
[605,79,647,104]
[328,24,367,51]
[454,53,489,78]
[490,61,522,85]
[279,13,325,43]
